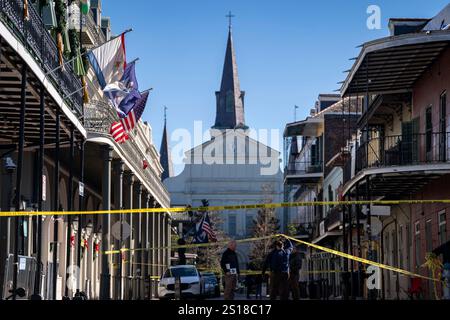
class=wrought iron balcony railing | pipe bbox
[284,162,323,177]
[81,10,106,47]
[324,205,343,231]
[84,101,170,208]
[0,0,83,116]
[356,132,450,172]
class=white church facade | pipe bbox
[162,25,283,267]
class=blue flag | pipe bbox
[103,61,142,118]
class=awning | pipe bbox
[341,30,450,96]
[284,117,323,138]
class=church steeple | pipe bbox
[160,107,174,182]
[213,14,247,130]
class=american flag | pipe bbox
[109,91,149,144]
[201,213,217,242]
[110,121,129,144]
[121,91,149,132]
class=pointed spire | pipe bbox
[160,106,173,182]
[213,16,247,130]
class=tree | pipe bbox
[249,185,280,270]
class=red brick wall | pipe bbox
[413,47,450,133]
[410,175,450,297]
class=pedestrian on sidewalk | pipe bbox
[289,245,304,300]
[221,240,240,300]
[262,238,293,300]
[433,240,450,300]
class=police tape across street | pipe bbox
[0,199,450,217]
[104,233,441,283]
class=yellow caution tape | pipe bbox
[283,235,440,282]
[105,233,441,283]
[0,199,449,217]
[104,235,278,255]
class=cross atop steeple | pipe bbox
[212,18,247,131]
[226,11,235,30]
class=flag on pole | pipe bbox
[194,213,217,243]
[120,91,149,132]
[81,0,90,15]
[87,34,126,89]
[103,61,141,118]
[201,213,217,242]
[109,121,129,144]
[109,91,149,144]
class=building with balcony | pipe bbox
[340,4,450,300]
[0,0,171,300]
[283,97,360,299]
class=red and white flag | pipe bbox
[120,91,149,132]
[110,121,129,144]
[109,91,149,144]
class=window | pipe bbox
[439,211,447,245]
[414,222,421,268]
[426,107,433,155]
[392,230,398,267]
[246,214,254,237]
[328,185,334,209]
[425,219,433,253]
[399,225,404,269]
[228,215,237,236]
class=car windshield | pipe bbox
[164,267,197,278]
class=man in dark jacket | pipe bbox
[262,238,293,300]
[433,240,450,300]
[221,240,240,300]
[289,245,304,300]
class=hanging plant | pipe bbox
[54,0,68,65]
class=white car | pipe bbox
[158,265,202,300]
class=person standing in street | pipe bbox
[221,240,240,300]
[262,238,293,300]
[288,245,303,300]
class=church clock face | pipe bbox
[226,91,235,113]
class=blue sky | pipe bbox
[103,0,449,175]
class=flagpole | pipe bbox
[141,88,153,94]
[43,28,133,78]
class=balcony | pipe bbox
[0,0,83,116]
[284,161,323,185]
[324,205,343,231]
[85,101,170,208]
[343,132,450,197]
[81,11,106,48]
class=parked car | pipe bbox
[158,265,202,300]
[200,272,220,298]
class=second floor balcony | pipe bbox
[284,161,323,185]
[357,132,450,170]
[343,132,450,198]
[84,100,170,208]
